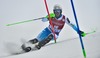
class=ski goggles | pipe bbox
[53,9,61,13]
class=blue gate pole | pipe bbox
[70,0,86,58]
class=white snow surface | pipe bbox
[0,0,100,58]
[1,33,100,58]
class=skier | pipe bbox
[21,4,85,52]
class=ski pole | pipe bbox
[82,30,96,37]
[6,17,44,26]
[70,0,86,58]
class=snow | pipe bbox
[0,0,100,58]
[1,32,100,58]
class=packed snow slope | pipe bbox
[1,32,100,58]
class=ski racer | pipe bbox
[21,4,85,52]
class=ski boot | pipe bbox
[21,38,39,52]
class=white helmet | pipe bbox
[53,4,62,13]
[53,4,62,10]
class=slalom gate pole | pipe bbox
[44,0,56,43]
[70,0,86,58]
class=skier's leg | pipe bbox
[21,27,52,52]
[35,34,53,49]
[21,34,53,52]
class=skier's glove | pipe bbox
[78,31,86,37]
[46,13,55,18]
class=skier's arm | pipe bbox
[65,18,78,31]
[42,17,48,22]
[65,18,85,37]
